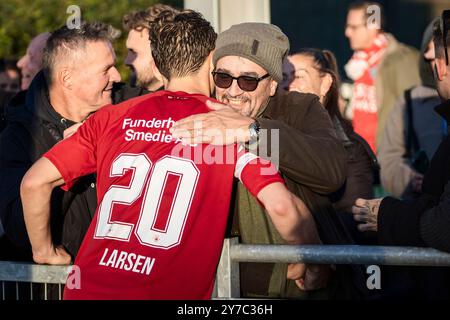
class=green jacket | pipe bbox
[375,34,421,149]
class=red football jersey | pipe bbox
[44,90,283,300]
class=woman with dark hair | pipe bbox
[285,48,378,241]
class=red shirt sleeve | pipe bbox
[43,112,103,191]
[234,146,284,197]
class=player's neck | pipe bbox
[145,78,164,92]
[165,75,210,97]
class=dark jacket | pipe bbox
[235,89,369,299]
[378,99,450,248]
[0,89,15,132]
[330,117,378,214]
[0,72,147,259]
[378,99,450,299]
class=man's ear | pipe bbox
[435,56,448,81]
[203,51,215,97]
[59,69,72,89]
[320,73,333,98]
[269,79,278,96]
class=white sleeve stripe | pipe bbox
[234,152,259,181]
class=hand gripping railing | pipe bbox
[213,238,450,298]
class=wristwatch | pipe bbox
[248,119,261,144]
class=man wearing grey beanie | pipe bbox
[172,22,368,299]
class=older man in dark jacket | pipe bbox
[0,23,147,261]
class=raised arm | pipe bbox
[20,157,71,265]
[256,182,319,245]
[256,182,329,291]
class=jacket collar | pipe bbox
[260,88,286,119]
[384,33,400,56]
[25,71,75,129]
[434,99,450,122]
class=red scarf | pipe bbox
[345,33,388,153]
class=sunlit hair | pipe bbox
[149,10,217,80]
[122,4,179,32]
[42,22,117,87]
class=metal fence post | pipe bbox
[215,237,240,298]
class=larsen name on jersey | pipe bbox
[98,247,156,276]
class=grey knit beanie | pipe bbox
[213,22,290,83]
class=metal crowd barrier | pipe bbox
[214,238,450,298]
[0,261,71,300]
[2,237,450,299]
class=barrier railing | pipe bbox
[213,238,450,298]
[0,261,71,300]
[3,238,450,299]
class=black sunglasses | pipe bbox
[443,10,450,65]
[211,71,270,92]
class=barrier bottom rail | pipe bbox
[2,238,450,299]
